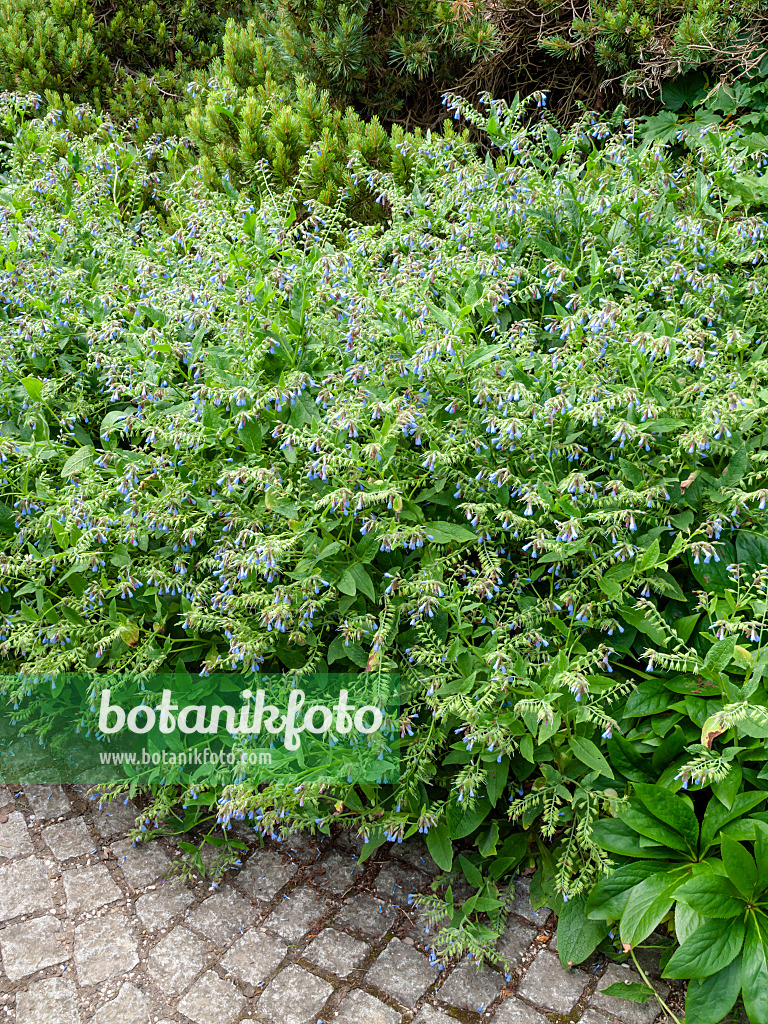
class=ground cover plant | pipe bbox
[5,87,768,1020]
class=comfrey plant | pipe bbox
[3,89,768,976]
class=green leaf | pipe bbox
[586,861,679,920]
[61,445,93,478]
[446,796,492,840]
[632,783,700,852]
[743,913,768,1024]
[348,564,375,601]
[598,577,622,600]
[700,791,767,852]
[664,918,745,979]
[640,538,661,570]
[619,872,684,949]
[736,531,768,576]
[590,819,671,859]
[621,807,690,853]
[568,735,614,778]
[20,376,43,401]
[624,679,674,717]
[721,836,758,898]
[675,875,746,918]
[684,957,742,1024]
[423,521,477,544]
[704,635,736,675]
[476,821,499,858]
[673,613,701,644]
[601,982,654,1003]
[458,854,484,889]
[555,893,609,968]
[618,606,667,645]
[485,756,509,807]
[337,570,357,596]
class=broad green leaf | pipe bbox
[348,564,375,601]
[337,570,357,596]
[721,836,758,898]
[598,577,622,600]
[476,821,499,857]
[586,861,680,920]
[675,875,746,918]
[601,982,654,1003]
[704,635,736,675]
[684,957,742,1024]
[20,376,43,401]
[743,912,768,1023]
[485,756,509,807]
[423,521,477,544]
[619,872,684,948]
[568,735,614,779]
[554,893,609,968]
[458,854,484,889]
[673,613,701,644]
[590,819,671,859]
[61,445,93,478]
[700,791,767,852]
[425,821,453,871]
[618,606,667,645]
[632,783,700,852]
[623,678,674,717]
[621,807,690,853]
[736,531,768,576]
[664,918,745,979]
[446,796,492,840]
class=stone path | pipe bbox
[0,785,674,1024]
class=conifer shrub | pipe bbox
[5,93,768,996]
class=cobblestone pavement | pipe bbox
[0,785,674,1024]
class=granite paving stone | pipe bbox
[333,892,395,940]
[510,878,550,927]
[591,964,669,1024]
[392,838,441,876]
[303,926,369,977]
[177,970,247,1024]
[516,951,586,1013]
[90,797,139,839]
[62,862,122,916]
[234,848,297,901]
[498,919,537,963]
[412,1007,457,1024]
[135,883,195,931]
[0,856,53,919]
[1,915,71,980]
[74,912,139,985]
[266,886,329,942]
[335,989,402,1024]
[313,849,362,894]
[0,791,688,1024]
[0,810,32,858]
[185,885,256,945]
[491,999,551,1024]
[256,964,333,1024]
[147,926,208,997]
[43,818,97,860]
[112,838,171,889]
[15,977,80,1024]
[437,958,504,1012]
[373,862,428,902]
[23,785,71,820]
[366,937,440,1007]
[91,982,150,1024]
[221,928,288,987]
